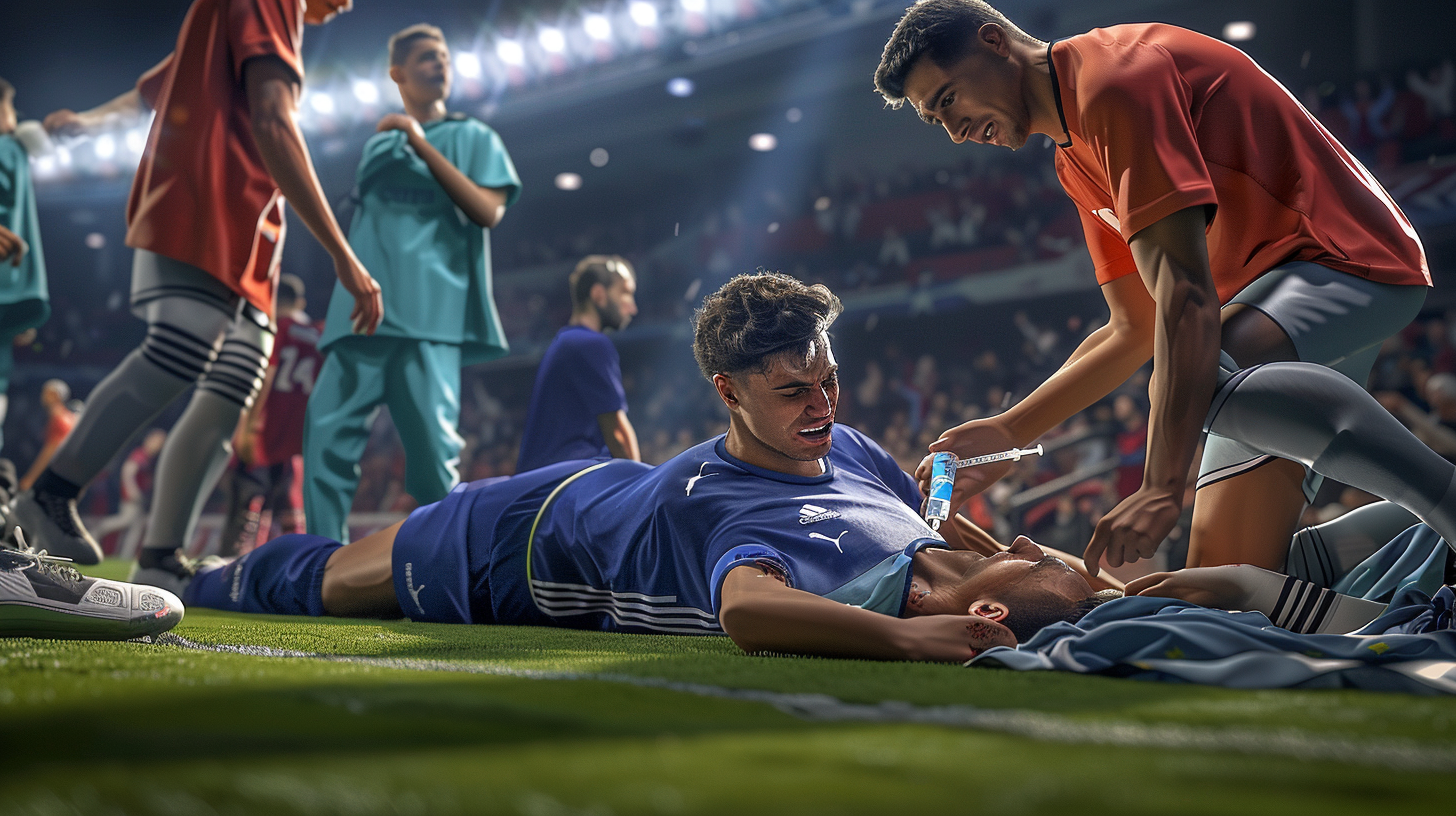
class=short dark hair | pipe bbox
[874,0,1039,108]
[0,77,13,104]
[692,272,842,380]
[389,23,446,67]
[1002,588,1121,643]
[569,255,634,310]
[277,273,304,307]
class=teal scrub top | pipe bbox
[0,135,49,335]
[321,114,521,365]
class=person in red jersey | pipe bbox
[222,274,319,556]
[91,429,167,560]
[875,0,1432,577]
[17,0,382,590]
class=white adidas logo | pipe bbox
[798,503,841,525]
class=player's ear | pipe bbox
[591,282,608,307]
[388,64,405,86]
[713,373,739,407]
[968,600,1009,621]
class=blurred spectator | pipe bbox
[20,379,74,490]
[90,428,165,558]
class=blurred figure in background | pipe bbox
[20,379,74,491]
[0,78,51,455]
[90,428,166,559]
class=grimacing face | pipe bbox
[900,25,1033,151]
[911,536,1094,618]
[717,338,839,471]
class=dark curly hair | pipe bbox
[1004,588,1122,643]
[874,0,1040,108]
[692,272,843,380]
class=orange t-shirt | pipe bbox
[45,406,75,447]
[126,0,305,319]
[1050,24,1429,303]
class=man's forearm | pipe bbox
[408,134,506,228]
[719,567,913,659]
[999,320,1152,444]
[599,411,641,461]
[941,513,1001,555]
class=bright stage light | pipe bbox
[630,2,658,27]
[584,14,612,40]
[539,27,566,53]
[125,129,145,154]
[1223,21,1256,41]
[680,0,706,12]
[666,77,694,97]
[94,134,116,160]
[496,40,525,66]
[555,172,583,190]
[85,232,106,249]
[748,133,777,152]
[456,51,483,78]
[309,92,335,115]
[352,79,379,104]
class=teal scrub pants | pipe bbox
[303,336,464,542]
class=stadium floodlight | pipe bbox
[1223,21,1256,41]
[666,77,694,97]
[680,0,706,12]
[748,133,777,152]
[94,134,116,160]
[308,91,335,115]
[456,51,483,78]
[785,107,802,123]
[85,232,106,250]
[630,2,658,28]
[584,13,612,40]
[56,145,72,166]
[125,128,145,154]
[539,27,566,53]
[590,148,609,167]
[35,156,56,177]
[352,79,380,104]
[496,40,526,66]
[555,172,583,190]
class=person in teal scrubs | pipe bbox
[303,25,520,541]
[0,78,51,452]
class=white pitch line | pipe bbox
[158,633,1456,772]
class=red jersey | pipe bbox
[127,0,305,319]
[1050,24,1429,303]
[44,406,75,448]
[254,313,322,466]
[121,445,156,502]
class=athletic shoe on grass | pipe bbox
[129,548,227,597]
[0,543,184,641]
[10,489,103,565]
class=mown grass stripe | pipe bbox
[157,633,1456,772]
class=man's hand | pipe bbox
[42,109,88,137]
[895,614,1018,662]
[0,226,26,267]
[1126,565,1259,610]
[1082,486,1182,576]
[376,113,425,143]
[916,416,1019,500]
[335,252,383,335]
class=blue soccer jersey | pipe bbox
[521,425,946,634]
[516,326,628,473]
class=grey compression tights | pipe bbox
[1206,362,1456,549]
[46,296,233,488]
[142,313,272,552]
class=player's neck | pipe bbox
[569,310,602,333]
[404,97,448,125]
[1021,40,1067,143]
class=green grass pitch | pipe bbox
[3,560,1455,815]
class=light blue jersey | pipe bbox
[320,114,521,364]
[0,135,49,335]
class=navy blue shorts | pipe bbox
[390,459,603,624]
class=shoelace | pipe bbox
[4,529,84,590]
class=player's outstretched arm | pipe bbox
[718,564,1014,661]
[244,57,382,335]
[597,410,641,461]
[43,54,168,136]
[1084,206,1221,576]
[1129,565,1385,634]
[918,272,1156,505]
[377,114,510,228]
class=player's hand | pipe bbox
[1082,486,1183,577]
[0,225,26,267]
[376,113,425,143]
[42,109,87,137]
[895,613,1018,662]
[1126,565,1259,610]
[916,416,1019,500]
[333,252,383,335]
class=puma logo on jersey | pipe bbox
[809,530,849,553]
[685,462,718,497]
[798,503,842,525]
[404,562,427,616]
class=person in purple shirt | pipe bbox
[516,256,640,472]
